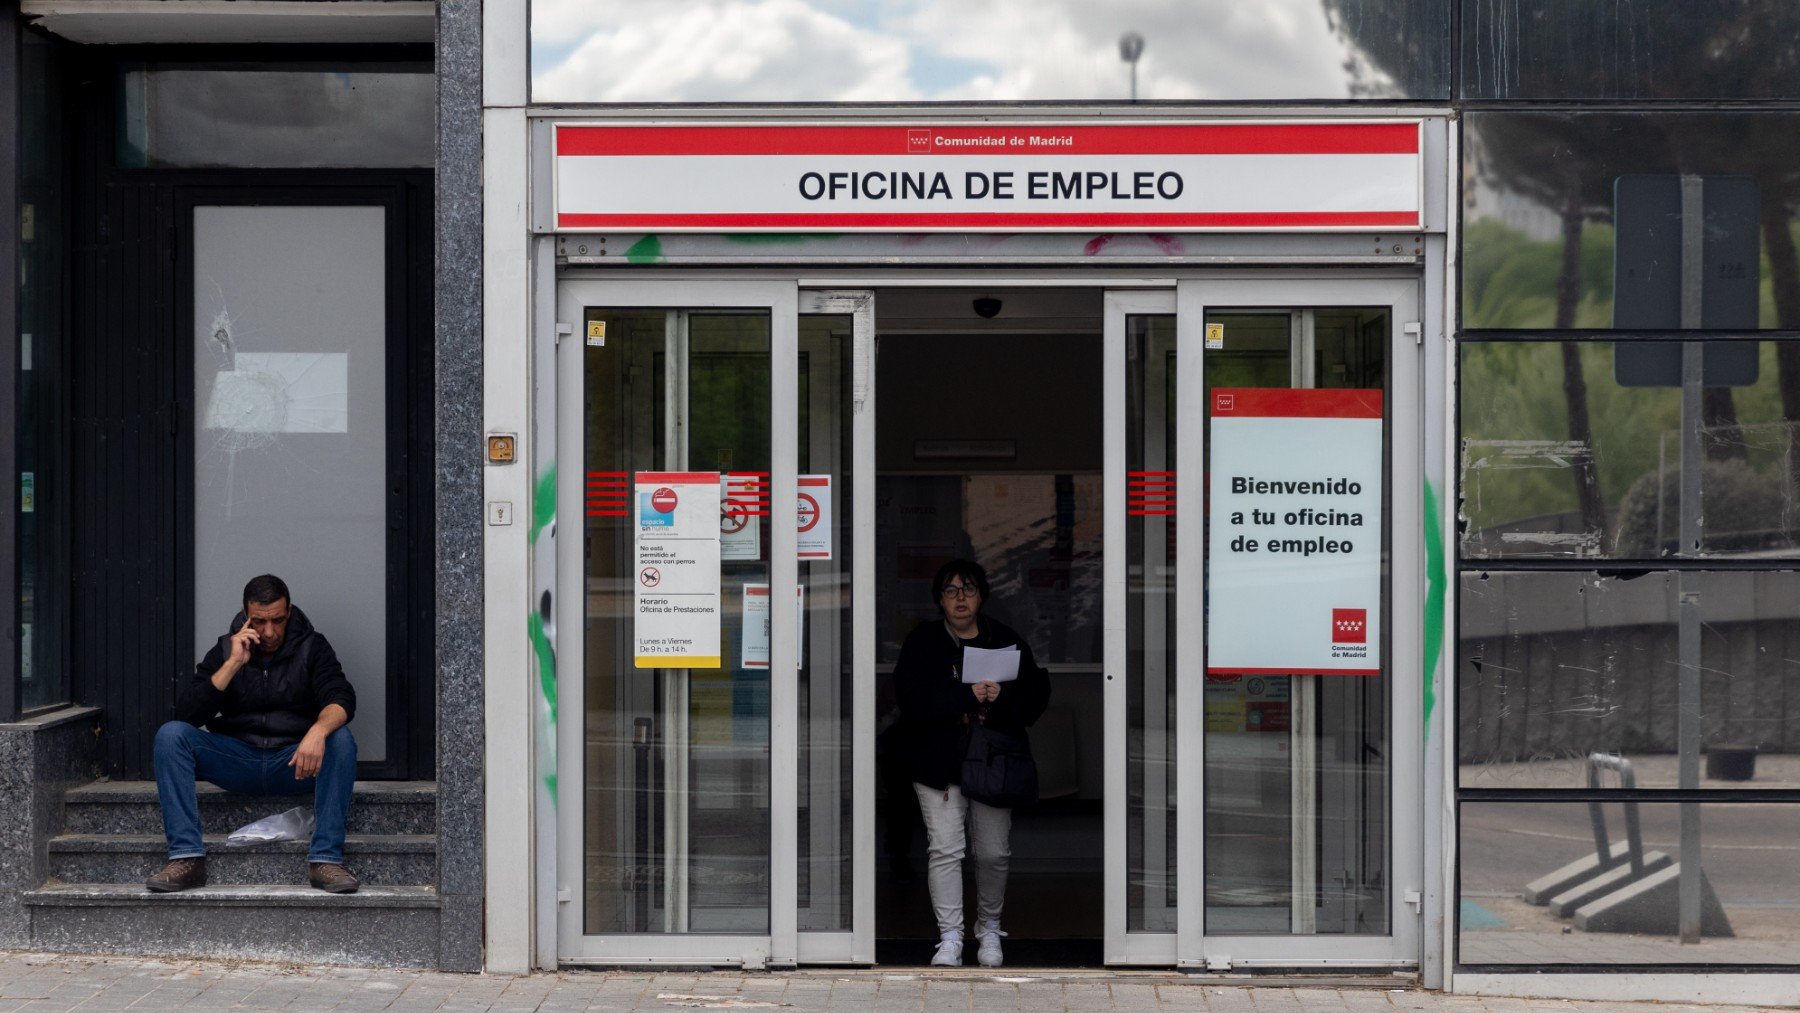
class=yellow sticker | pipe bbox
[586,320,607,346]
[1204,322,1225,349]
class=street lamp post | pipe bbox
[1119,31,1145,102]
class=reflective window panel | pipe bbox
[18,30,71,713]
[1203,308,1389,935]
[797,313,854,933]
[1460,802,1800,966]
[1459,340,1800,560]
[1460,570,1800,791]
[1126,314,1177,933]
[1463,112,1800,330]
[1463,0,1800,101]
[530,1,1448,103]
[118,65,435,168]
[583,309,772,934]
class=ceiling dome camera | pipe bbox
[972,297,1003,319]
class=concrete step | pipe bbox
[49,834,437,886]
[23,884,440,968]
[60,780,436,836]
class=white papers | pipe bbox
[960,645,1020,684]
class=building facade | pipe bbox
[6,0,1800,1003]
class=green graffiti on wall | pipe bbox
[1422,480,1446,739]
[624,236,664,264]
[530,463,558,801]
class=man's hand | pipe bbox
[210,617,261,691]
[228,615,262,664]
[290,703,350,780]
[290,726,328,779]
[973,680,1002,704]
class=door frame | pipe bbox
[173,178,436,780]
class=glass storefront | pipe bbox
[553,275,1424,968]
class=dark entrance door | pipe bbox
[69,122,435,779]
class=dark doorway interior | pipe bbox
[59,48,437,779]
[872,289,1106,965]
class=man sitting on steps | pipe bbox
[146,574,360,894]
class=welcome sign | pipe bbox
[553,122,1423,233]
[1205,388,1383,676]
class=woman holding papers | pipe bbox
[895,558,1051,968]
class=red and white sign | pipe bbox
[1206,388,1383,677]
[554,122,1423,233]
[635,471,721,669]
[796,475,832,560]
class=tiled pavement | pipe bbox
[0,952,1785,1012]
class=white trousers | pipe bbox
[912,782,1012,935]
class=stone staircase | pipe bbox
[22,781,442,967]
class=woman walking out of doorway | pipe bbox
[895,559,1051,967]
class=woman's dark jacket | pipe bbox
[894,615,1051,791]
[174,606,357,749]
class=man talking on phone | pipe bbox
[145,574,360,894]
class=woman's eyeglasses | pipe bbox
[941,584,980,600]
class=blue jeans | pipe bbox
[153,720,356,865]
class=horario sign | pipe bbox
[552,121,1423,233]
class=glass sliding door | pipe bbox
[1105,291,1180,963]
[557,280,799,965]
[1175,276,1423,968]
[795,291,875,963]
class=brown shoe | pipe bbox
[145,857,207,893]
[309,862,359,894]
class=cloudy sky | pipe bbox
[530,0,1402,104]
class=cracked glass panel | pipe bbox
[192,205,389,762]
[1459,340,1800,560]
[1463,1,1800,101]
[119,65,434,168]
[1459,570,1800,790]
[530,0,1448,103]
[1459,802,1800,966]
[1463,111,1800,331]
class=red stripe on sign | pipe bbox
[556,211,1418,231]
[1209,387,1382,419]
[1207,667,1382,676]
[635,471,718,484]
[555,123,1420,157]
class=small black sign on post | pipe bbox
[1613,174,1759,387]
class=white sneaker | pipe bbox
[930,931,963,967]
[974,921,1006,968]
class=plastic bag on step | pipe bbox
[226,806,315,846]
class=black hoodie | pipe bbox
[174,606,357,749]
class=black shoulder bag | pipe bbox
[950,623,1039,809]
